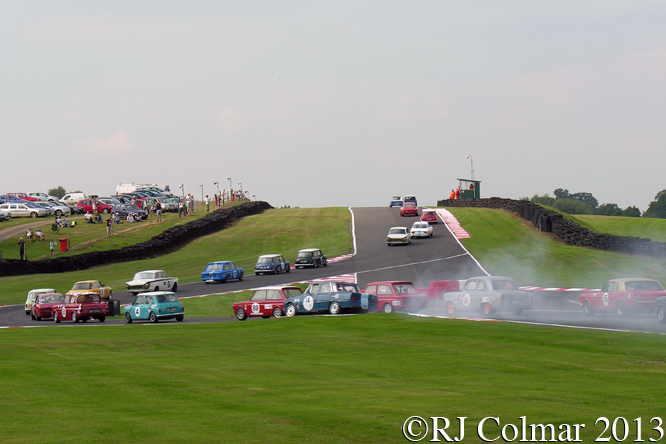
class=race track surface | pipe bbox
[2,207,666,334]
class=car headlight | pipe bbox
[144,283,150,289]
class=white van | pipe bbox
[59,192,87,205]
[116,183,157,194]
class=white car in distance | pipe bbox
[410,221,433,238]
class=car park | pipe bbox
[284,282,377,317]
[387,227,411,246]
[255,254,290,275]
[400,202,419,217]
[31,293,65,320]
[125,270,179,295]
[390,196,403,207]
[234,286,304,320]
[201,261,244,283]
[295,248,327,268]
[7,193,39,202]
[362,281,428,313]
[33,201,72,217]
[29,192,59,201]
[0,209,11,221]
[124,291,184,323]
[24,288,56,315]
[66,280,112,300]
[410,221,433,238]
[53,292,110,323]
[420,209,437,224]
[0,194,24,204]
[443,276,533,316]
[76,198,114,214]
[59,193,86,205]
[111,204,148,220]
[97,197,122,207]
[580,278,666,317]
[0,202,50,218]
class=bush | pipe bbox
[552,198,593,215]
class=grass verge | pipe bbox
[1,315,665,443]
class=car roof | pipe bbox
[74,280,98,284]
[609,278,659,283]
[29,288,56,292]
[258,254,283,258]
[140,291,177,296]
[256,286,302,291]
[208,261,234,264]
[136,270,165,274]
[366,281,415,285]
[389,226,408,230]
[298,248,321,252]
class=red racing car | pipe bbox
[31,293,65,321]
[53,292,110,323]
[400,202,419,217]
[420,208,437,223]
[363,281,428,313]
[234,286,304,320]
[580,278,666,316]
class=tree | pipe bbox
[553,188,570,200]
[47,186,66,199]
[552,198,593,215]
[596,203,623,216]
[570,192,599,211]
[644,192,666,219]
[623,206,641,218]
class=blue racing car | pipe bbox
[284,281,378,316]
[201,261,244,283]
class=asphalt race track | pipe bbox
[2,207,666,334]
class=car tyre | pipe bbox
[286,266,290,273]
[446,302,456,316]
[481,303,493,316]
[238,273,243,281]
[617,301,629,317]
[99,316,105,323]
[583,300,595,317]
[31,312,36,321]
[176,315,184,322]
[30,212,37,218]
[149,311,158,323]
[313,262,318,268]
[273,268,278,275]
[82,317,88,323]
[72,312,78,323]
[125,312,133,323]
[273,307,284,318]
[236,307,247,321]
[657,305,666,324]
[102,208,109,214]
[154,286,159,291]
[323,260,327,267]
[55,315,61,324]
[172,283,178,292]
[329,302,341,315]
[285,304,296,317]
[383,303,393,314]
[223,275,229,283]
[55,210,62,216]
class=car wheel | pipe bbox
[25,311,30,316]
[657,305,666,324]
[617,301,629,317]
[125,312,133,323]
[82,317,88,323]
[149,311,158,323]
[154,286,159,291]
[329,302,341,315]
[583,300,595,317]
[481,303,492,316]
[223,275,229,283]
[446,302,456,316]
[99,316,105,323]
[383,303,393,314]
[256,272,262,276]
[176,315,184,322]
[172,283,178,292]
[31,312,36,321]
[55,315,61,324]
[273,307,284,318]
[30,212,37,218]
[313,262,318,268]
[72,312,78,323]
[273,268,278,275]
[286,267,290,273]
[108,291,112,299]
[102,208,109,214]
[236,307,247,321]
[285,304,296,317]
[131,292,138,296]
[238,273,243,281]
[323,260,327,267]
[55,210,62,216]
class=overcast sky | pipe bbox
[1,2,664,210]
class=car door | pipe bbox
[376,284,395,307]
[130,296,146,319]
[461,280,479,309]
[314,282,332,311]
[264,290,282,314]
[593,282,617,312]
[249,290,267,316]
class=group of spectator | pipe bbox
[85,211,103,224]
[178,194,196,218]
[25,228,44,242]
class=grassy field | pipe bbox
[0,207,352,305]
[2,314,666,443]
[447,208,666,288]
[568,214,666,243]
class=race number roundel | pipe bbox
[303,295,314,311]
[462,293,471,307]
[602,293,609,306]
[251,303,260,313]
[134,307,141,317]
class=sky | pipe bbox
[1,1,665,210]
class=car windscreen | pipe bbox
[284,288,304,298]
[297,252,313,258]
[491,280,518,290]
[206,264,223,271]
[73,283,92,290]
[134,272,154,280]
[156,294,178,303]
[257,257,273,263]
[38,294,64,304]
[393,284,417,294]
[413,223,427,229]
[625,280,665,291]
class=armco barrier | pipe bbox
[436,197,666,259]
[0,201,272,277]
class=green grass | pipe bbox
[447,208,666,288]
[571,215,666,243]
[1,315,666,443]
[0,208,352,305]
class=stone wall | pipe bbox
[437,197,666,259]
[0,201,272,277]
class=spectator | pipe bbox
[127,213,134,223]
[94,211,102,223]
[178,199,184,218]
[18,237,26,260]
[165,185,170,192]
[155,200,162,222]
[26,229,34,242]
[113,212,121,224]
[205,195,210,212]
[106,217,112,236]
[35,229,44,241]
[49,240,55,256]
[85,212,93,223]
[214,193,218,207]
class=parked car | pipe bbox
[29,192,59,201]
[97,197,122,207]
[362,281,428,313]
[410,221,433,238]
[66,280,112,300]
[234,286,304,320]
[387,227,411,246]
[76,198,114,214]
[53,292,110,323]
[24,288,56,315]
[0,194,25,204]
[400,202,419,217]
[443,276,533,316]
[7,193,39,202]
[111,204,148,220]
[33,201,72,217]
[0,202,49,218]
[125,270,179,295]
[580,278,666,317]
[254,254,291,275]
[390,196,403,207]
[59,192,86,205]
[0,209,11,221]
[31,293,65,320]
[201,261,244,283]
[420,209,438,224]
[295,248,327,268]
[284,282,377,317]
[124,291,184,323]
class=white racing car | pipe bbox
[410,221,433,238]
[125,270,179,295]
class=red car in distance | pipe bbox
[580,278,666,316]
[31,293,65,321]
[7,193,39,202]
[234,286,304,320]
[400,202,419,217]
[420,209,437,223]
[53,292,110,323]
[76,198,114,214]
[363,281,428,313]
